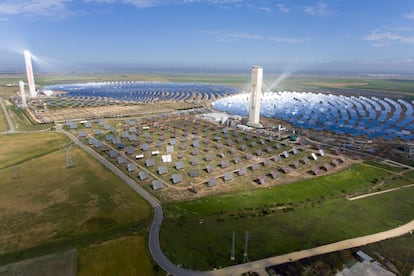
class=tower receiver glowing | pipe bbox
[248,65,263,128]
[24,50,37,98]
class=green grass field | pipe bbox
[0,132,153,267]
[160,163,414,270]
[78,235,162,276]
[163,163,399,217]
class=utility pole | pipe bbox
[243,231,250,262]
[230,231,235,261]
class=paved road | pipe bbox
[0,97,15,133]
[58,128,210,276]
[348,183,414,201]
[212,219,414,276]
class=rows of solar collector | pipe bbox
[75,115,342,190]
[42,81,241,103]
[214,91,414,141]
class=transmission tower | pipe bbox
[243,231,250,262]
[230,231,236,260]
[64,143,74,168]
[13,166,19,179]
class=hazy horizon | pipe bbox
[1,1,414,75]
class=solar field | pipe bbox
[213,91,414,141]
[38,80,413,142]
[71,111,351,201]
[42,81,241,103]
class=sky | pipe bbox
[0,0,414,73]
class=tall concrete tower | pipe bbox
[19,81,28,108]
[24,50,37,98]
[248,65,263,127]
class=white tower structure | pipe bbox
[248,65,263,128]
[24,50,37,98]
[19,81,28,108]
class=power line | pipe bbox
[64,143,74,168]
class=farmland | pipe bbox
[0,132,153,271]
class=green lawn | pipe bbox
[160,164,414,270]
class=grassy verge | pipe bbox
[160,164,414,270]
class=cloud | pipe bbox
[304,2,330,16]
[276,3,289,13]
[0,0,71,17]
[268,36,309,44]
[84,0,163,8]
[405,11,414,19]
[201,29,309,44]
[85,0,246,8]
[247,4,272,13]
[365,28,414,45]
[214,31,264,41]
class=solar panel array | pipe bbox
[213,91,414,140]
[77,113,348,197]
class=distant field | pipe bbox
[0,86,17,99]
[160,162,414,270]
[268,76,414,97]
[78,235,161,276]
[0,132,152,265]
[2,73,414,96]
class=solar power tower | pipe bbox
[248,66,263,128]
[19,81,28,108]
[24,50,37,98]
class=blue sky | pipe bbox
[0,0,414,73]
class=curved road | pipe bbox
[60,128,414,276]
[58,128,209,276]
